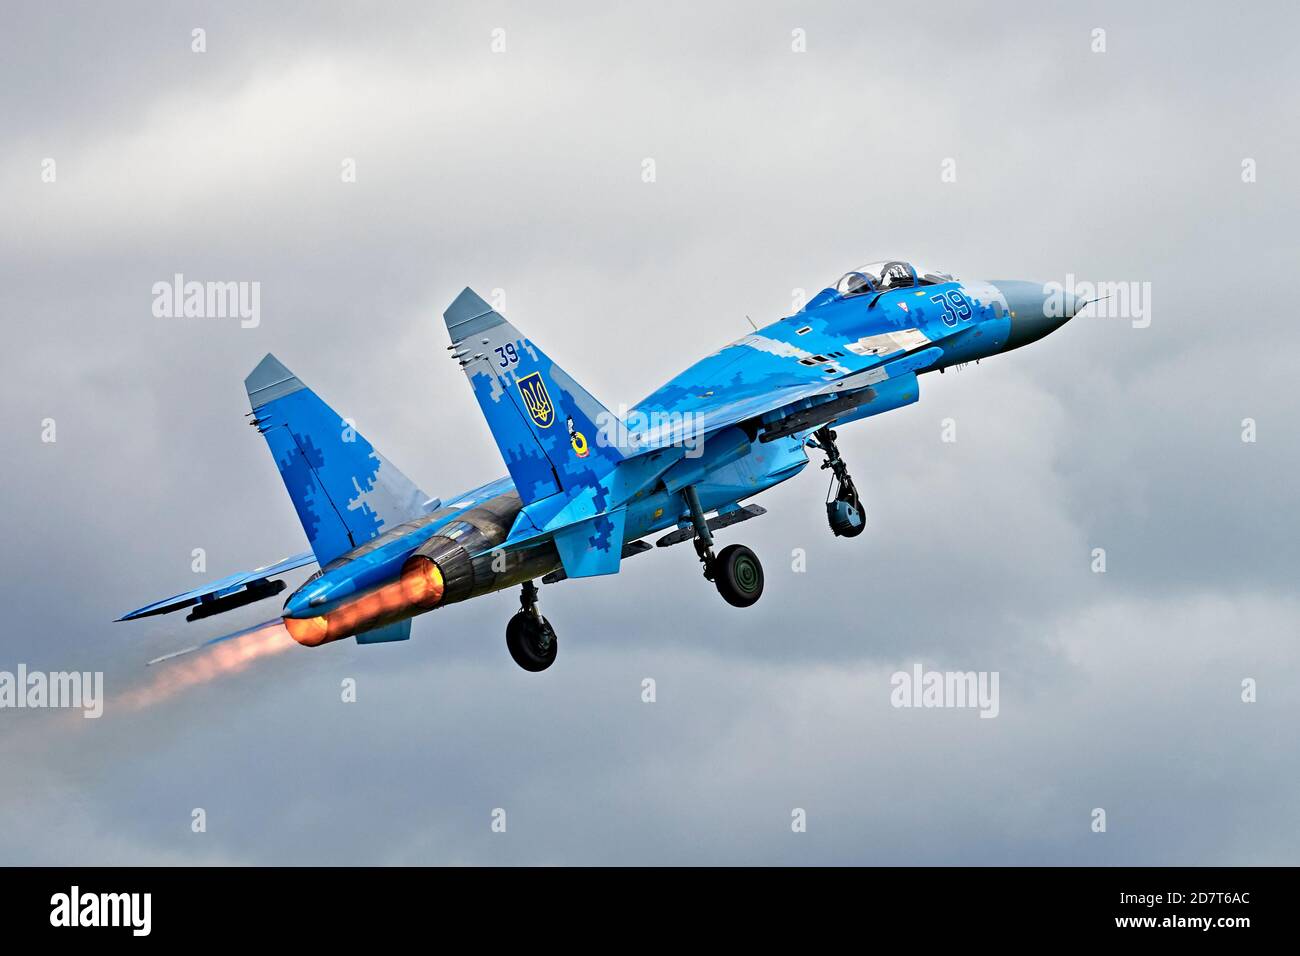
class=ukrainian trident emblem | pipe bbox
[517,372,556,428]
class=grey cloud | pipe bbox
[1,0,1297,864]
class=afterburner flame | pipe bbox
[117,622,295,711]
[283,614,328,646]
[283,556,444,647]
[401,555,445,607]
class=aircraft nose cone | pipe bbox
[1064,291,1087,320]
[995,280,1078,352]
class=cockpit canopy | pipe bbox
[834,260,955,297]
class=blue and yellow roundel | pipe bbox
[571,430,589,458]
[517,371,556,428]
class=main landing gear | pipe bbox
[506,579,557,672]
[682,486,764,608]
[810,425,865,538]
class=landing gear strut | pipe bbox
[811,425,865,538]
[682,486,764,607]
[506,580,557,672]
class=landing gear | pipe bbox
[506,580,557,672]
[811,425,865,538]
[713,543,764,607]
[682,486,765,607]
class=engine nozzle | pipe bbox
[283,555,445,647]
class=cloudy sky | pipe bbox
[2,0,1298,864]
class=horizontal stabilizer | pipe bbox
[118,551,316,622]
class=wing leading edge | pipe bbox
[626,340,946,451]
[117,551,318,622]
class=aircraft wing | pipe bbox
[626,334,951,450]
[117,550,317,623]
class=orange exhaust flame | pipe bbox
[116,621,296,712]
[284,556,444,647]
[112,557,445,713]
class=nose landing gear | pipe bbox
[810,425,865,538]
[506,580,557,672]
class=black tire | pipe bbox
[713,544,764,608]
[506,611,558,672]
[827,497,866,538]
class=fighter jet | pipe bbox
[119,260,1082,671]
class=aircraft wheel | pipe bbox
[713,544,764,608]
[827,497,866,538]
[506,611,557,672]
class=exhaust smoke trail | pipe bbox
[116,621,296,712]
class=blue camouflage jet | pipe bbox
[120,260,1083,670]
